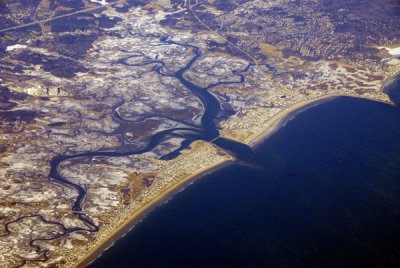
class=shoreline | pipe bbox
[247,95,339,148]
[381,72,400,105]
[74,93,393,268]
[74,156,234,268]
[246,93,395,148]
[380,69,400,93]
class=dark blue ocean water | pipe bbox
[90,97,400,268]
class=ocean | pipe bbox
[90,97,400,268]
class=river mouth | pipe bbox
[46,37,255,237]
[43,36,400,267]
[383,75,400,106]
[89,96,400,268]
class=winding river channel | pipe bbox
[46,37,260,245]
[8,34,399,266]
[90,96,400,268]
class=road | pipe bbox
[0,1,121,34]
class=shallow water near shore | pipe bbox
[385,75,400,106]
[89,97,400,268]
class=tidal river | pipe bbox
[89,96,400,268]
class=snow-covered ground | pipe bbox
[90,0,109,5]
[5,44,27,52]
[379,46,400,56]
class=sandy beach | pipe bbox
[247,95,339,147]
[73,93,394,268]
[73,156,234,268]
[247,92,396,148]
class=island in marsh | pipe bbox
[0,0,399,267]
